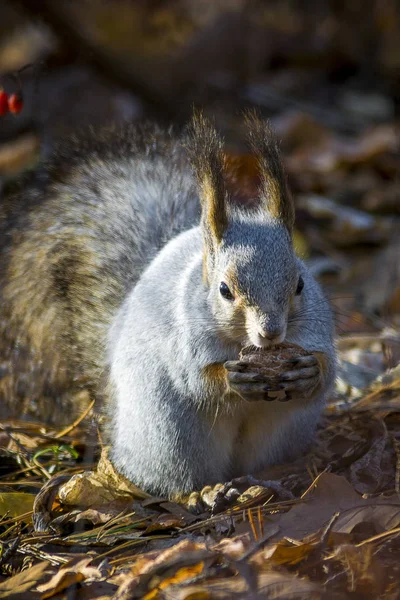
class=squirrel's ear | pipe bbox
[244,111,294,232]
[186,112,228,249]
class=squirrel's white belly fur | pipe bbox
[109,227,334,495]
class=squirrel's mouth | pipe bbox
[246,328,286,349]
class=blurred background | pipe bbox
[0,0,399,412]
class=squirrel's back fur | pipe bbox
[0,123,199,417]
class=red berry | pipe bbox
[0,90,9,116]
[8,93,23,114]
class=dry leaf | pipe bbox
[76,498,140,525]
[256,570,322,599]
[267,473,400,543]
[349,418,390,494]
[37,557,102,599]
[122,541,216,599]
[145,513,187,533]
[58,471,119,507]
[0,492,35,519]
[58,447,150,509]
[33,474,72,532]
[262,540,315,566]
[211,535,252,560]
[0,562,52,599]
[142,562,205,600]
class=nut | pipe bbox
[239,342,309,388]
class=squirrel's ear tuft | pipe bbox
[186,112,228,246]
[244,110,294,232]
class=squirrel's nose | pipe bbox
[258,327,283,343]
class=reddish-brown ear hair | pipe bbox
[244,110,294,232]
[186,112,228,249]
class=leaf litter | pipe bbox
[0,366,399,599]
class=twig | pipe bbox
[0,511,33,528]
[389,433,400,495]
[247,508,259,541]
[355,526,400,548]
[300,468,330,500]
[16,544,69,566]
[1,428,48,479]
[96,535,171,561]
[55,397,95,439]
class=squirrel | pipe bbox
[0,113,336,498]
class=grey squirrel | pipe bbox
[0,113,336,498]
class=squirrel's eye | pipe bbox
[220,282,234,301]
[296,276,304,295]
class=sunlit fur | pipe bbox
[109,115,336,496]
[208,210,298,348]
[0,115,336,497]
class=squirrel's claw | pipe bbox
[280,365,319,381]
[231,382,277,395]
[227,370,266,383]
[228,383,281,402]
[210,475,294,514]
[225,355,322,402]
[280,377,319,393]
[225,359,290,401]
[279,360,320,397]
[224,361,250,371]
[283,355,318,368]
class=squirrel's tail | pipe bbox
[0,121,199,420]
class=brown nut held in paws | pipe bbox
[239,342,311,401]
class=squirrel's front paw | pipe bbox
[224,360,283,402]
[225,351,322,402]
[279,354,321,398]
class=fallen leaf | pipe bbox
[76,497,141,525]
[0,562,52,599]
[95,447,151,499]
[145,513,187,533]
[37,557,102,599]
[0,492,35,519]
[267,473,400,543]
[143,562,205,600]
[349,418,391,494]
[158,501,198,524]
[257,570,322,599]
[157,569,323,600]
[262,540,315,566]
[212,534,252,560]
[58,447,150,508]
[33,475,71,532]
[125,541,216,599]
[333,503,400,535]
[58,471,121,507]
